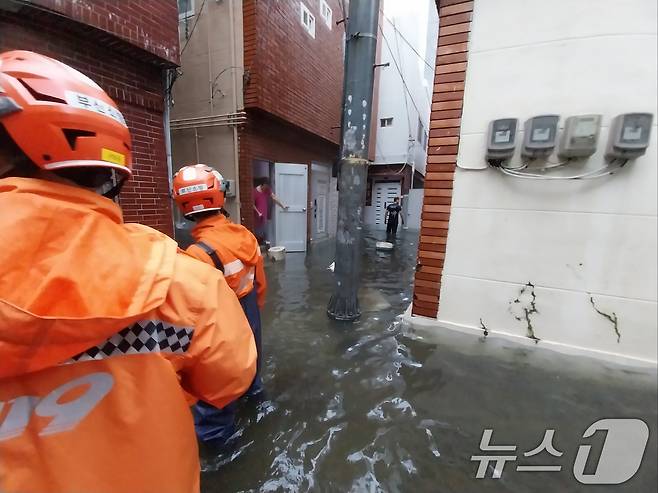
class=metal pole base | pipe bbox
[327,293,361,321]
[327,157,368,322]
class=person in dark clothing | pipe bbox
[385,197,404,237]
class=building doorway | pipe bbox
[373,181,402,230]
[274,162,308,252]
[311,163,330,242]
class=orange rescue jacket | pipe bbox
[186,214,267,308]
[0,178,257,493]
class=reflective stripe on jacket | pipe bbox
[186,214,267,308]
[0,178,256,493]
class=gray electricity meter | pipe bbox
[522,115,560,158]
[558,114,602,158]
[486,118,518,161]
[606,113,653,159]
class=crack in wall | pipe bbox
[509,282,540,343]
[589,295,621,343]
[479,318,489,337]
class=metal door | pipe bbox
[274,163,308,252]
[311,163,330,241]
[373,181,401,229]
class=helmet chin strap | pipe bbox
[96,169,125,199]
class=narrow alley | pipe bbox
[201,231,657,492]
[0,0,656,492]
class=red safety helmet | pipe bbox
[173,164,227,217]
[0,50,132,177]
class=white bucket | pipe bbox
[268,246,287,261]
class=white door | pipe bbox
[373,181,401,229]
[311,163,330,241]
[274,163,308,252]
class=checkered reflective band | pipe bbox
[69,320,194,362]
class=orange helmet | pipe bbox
[173,164,227,217]
[0,50,132,177]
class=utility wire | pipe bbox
[393,26,412,141]
[379,25,426,179]
[392,26,417,171]
[181,0,208,55]
[380,10,434,70]
[210,66,244,98]
[379,26,423,122]
[170,0,208,95]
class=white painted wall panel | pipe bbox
[443,208,657,301]
[430,0,658,363]
[374,0,438,172]
[438,275,658,363]
[469,0,657,54]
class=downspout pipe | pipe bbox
[229,0,242,222]
[163,68,175,235]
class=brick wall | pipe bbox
[239,110,337,231]
[0,7,177,235]
[412,0,472,318]
[29,0,179,65]
[243,0,343,144]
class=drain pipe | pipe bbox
[228,0,242,222]
[194,127,200,162]
[163,68,175,234]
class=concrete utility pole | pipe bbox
[327,0,380,321]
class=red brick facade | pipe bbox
[243,0,343,144]
[240,0,344,232]
[28,0,179,65]
[412,0,472,318]
[0,3,179,235]
[238,110,337,230]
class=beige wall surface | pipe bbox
[172,0,244,221]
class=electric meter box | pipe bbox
[224,179,236,198]
[606,113,653,159]
[486,118,518,161]
[558,114,602,158]
[522,115,560,158]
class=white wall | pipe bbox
[374,0,438,175]
[438,0,658,363]
[405,189,424,230]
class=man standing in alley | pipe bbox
[173,163,267,447]
[253,177,288,245]
[0,51,256,493]
[385,196,404,238]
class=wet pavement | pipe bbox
[201,229,657,493]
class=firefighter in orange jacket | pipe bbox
[0,51,256,493]
[173,164,266,445]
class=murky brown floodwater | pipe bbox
[200,229,657,493]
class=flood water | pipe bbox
[201,229,657,493]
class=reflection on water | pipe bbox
[201,230,657,493]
